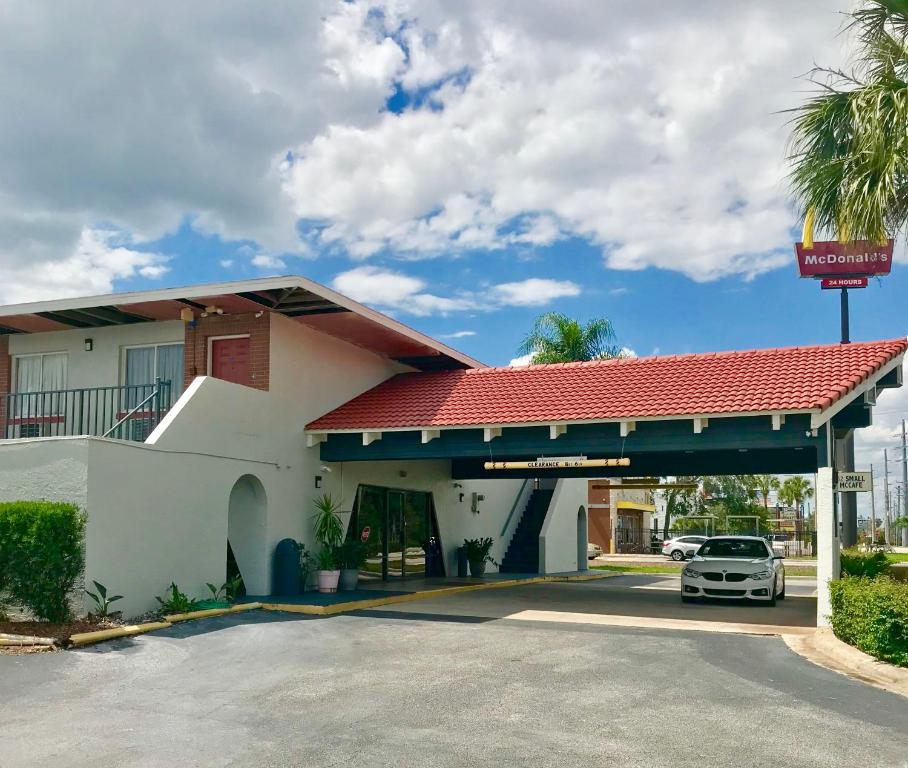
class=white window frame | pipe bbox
[12,351,68,393]
[206,334,251,376]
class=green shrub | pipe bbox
[0,501,86,623]
[155,583,202,614]
[840,548,891,578]
[829,577,908,667]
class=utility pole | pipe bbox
[837,294,859,546]
[884,449,891,545]
[869,465,876,546]
[840,430,858,547]
[902,420,908,546]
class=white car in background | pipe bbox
[681,536,785,606]
[661,535,708,561]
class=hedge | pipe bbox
[0,501,86,622]
[829,576,908,667]
[839,548,891,578]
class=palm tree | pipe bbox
[518,312,622,364]
[788,1,908,243]
[750,474,781,514]
[779,476,815,541]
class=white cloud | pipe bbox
[491,278,580,306]
[284,0,848,281]
[0,0,860,295]
[0,228,169,303]
[251,253,287,270]
[0,1,405,297]
[331,266,580,316]
[509,353,533,367]
[440,330,477,339]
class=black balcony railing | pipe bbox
[1,379,173,442]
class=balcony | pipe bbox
[1,380,174,442]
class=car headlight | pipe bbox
[682,567,702,578]
[749,570,771,580]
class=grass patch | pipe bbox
[887,553,908,564]
[592,564,681,575]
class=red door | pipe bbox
[210,337,252,387]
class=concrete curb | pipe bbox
[69,621,173,647]
[164,602,262,623]
[782,628,908,698]
[260,572,617,616]
[0,632,57,647]
[58,574,616,646]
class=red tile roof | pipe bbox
[306,338,907,431]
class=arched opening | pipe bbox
[577,505,588,572]
[227,474,268,596]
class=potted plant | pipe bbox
[336,539,367,591]
[315,546,340,592]
[463,537,496,577]
[312,493,344,593]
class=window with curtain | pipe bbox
[125,344,184,407]
[14,353,67,416]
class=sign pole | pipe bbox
[840,288,850,344]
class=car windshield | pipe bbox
[698,540,769,558]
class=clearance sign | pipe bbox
[795,240,893,279]
[484,457,631,471]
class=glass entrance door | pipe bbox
[350,486,440,582]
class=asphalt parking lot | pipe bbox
[2,577,905,768]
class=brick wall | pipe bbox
[183,312,270,391]
[0,336,10,436]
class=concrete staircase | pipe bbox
[499,489,554,574]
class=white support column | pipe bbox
[816,466,839,627]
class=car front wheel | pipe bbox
[767,579,777,607]
[671,550,685,561]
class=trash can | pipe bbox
[273,538,301,596]
[425,536,444,577]
[457,545,469,578]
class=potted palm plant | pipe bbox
[463,537,496,577]
[337,539,367,591]
[312,493,343,593]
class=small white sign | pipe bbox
[835,471,872,492]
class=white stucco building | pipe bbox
[0,277,587,616]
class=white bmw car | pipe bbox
[680,536,785,605]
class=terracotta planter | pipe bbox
[339,568,360,591]
[317,569,341,593]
